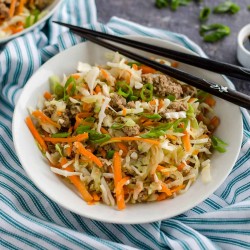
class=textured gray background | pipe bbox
[97,0,250,95]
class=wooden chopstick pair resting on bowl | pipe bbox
[54,21,250,109]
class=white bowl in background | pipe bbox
[237,23,250,68]
[12,36,243,224]
[0,0,63,44]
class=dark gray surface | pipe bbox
[97,0,250,95]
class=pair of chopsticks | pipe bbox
[54,21,250,109]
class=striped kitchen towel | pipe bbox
[0,1,250,249]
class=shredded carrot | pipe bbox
[9,0,17,17]
[192,149,199,155]
[122,108,127,116]
[82,102,92,112]
[65,143,73,157]
[66,83,73,95]
[113,152,127,210]
[74,112,93,130]
[132,64,138,70]
[25,117,47,152]
[166,134,177,141]
[177,162,185,171]
[171,61,179,68]
[100,127,109,134]
[86,145,95,153]
[65,165,93,202]
[44,133,88,143]
[71,74,80,80]
[157,193,167,201]
[143,121,157,127]
[158,99,164,110]
[116,142,128,157]
[92,193,100,201]
[170,184,185,193]
[68,126,73,133]
[18,0,25,14]
[139,65,156,74]
[210,116,220,129]
[94,85,102,94]
[156,165,170,176]
[205,96,216,107]
[196,113,203,122]
[44,91,52,100]
[108,137,160,145]
[32,110,60,129]
[101,69,110,81]
[71,95,83,100]
[160,184,172,196]
[74,141,103,168]
[188,97,197,103]
[149,99,156,105]
[182,130,191,152]
[139,117,148,124]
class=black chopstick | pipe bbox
[53,21,250,81]
[70,30,250,109]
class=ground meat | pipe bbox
[166,102,187,112]
[137,190,148,202]
[122,124,140,136]
[109,93,126,110]
[127,101,136,108]
[43,105,56,117]
[35,0,52,10]
[142,73,183,98]
[205,138,212,149]
[47,142,56,154]
[182,85,197,97]
[60,109,71,128]
[69,105,81,118]
[0,3,9,21]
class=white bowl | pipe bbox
[0,0,63,44]
[237,23,250,68]
[12,36,243,224]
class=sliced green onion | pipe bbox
[196,90,209,102]
[116,81,133,98]
[140,123,172,138]
[141,113,162,119]
[200,23,231,43]
[128,95,139,101]
[49,76,64,99]
[107,150,115,159]
[167,95,176,101]
[51,132,71,138]
[155,0,168,9]
[213,1,240,14]
[211,135,228,153]
[64,76,76,101]
[55,144,63,156]
[89,131,111,144]
[170,0,180,11]
[199,7,211,21]
[111,123,124,129]
[140,83,153,102]
[76,125,91,134]
[173,118,188,133]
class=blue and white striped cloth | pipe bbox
[1,1,250,249]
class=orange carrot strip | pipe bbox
[122,108,127,116]
[82,102,92,112]
[143,121,155,127]
[65,165,93,202]
[160,183,172,196]
[139,65,156,74]
[158,99,164,110]
[74,112,93,130]
[25,117,47,152]
[71,95,83,100]
[132,64,138,70]
[92,193,100,201]
[18,0,25,14]
[188,97,197,103]
[9,0,17,17]
[44,133,88,143]
[116,142,128,157]
[94,85,102,94]
[32,110,60,129]
[74,141,103,168]
[71,74,80,80]
[109,137,160,145]
[156,165,170,176]
[210,116,220,128]
[113,152,126,210]
[101,69,110,81]
[149,99,156,105]
[100,148,106,158]
[157,193,167,201]
[100,127,109,134]
[192,149,199,155]
[182,130,191,152]
[170,184,185,193]
[166,134,177,141]
[205,96,216,107]
[65,143,73,157]
[177,162,185,171]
